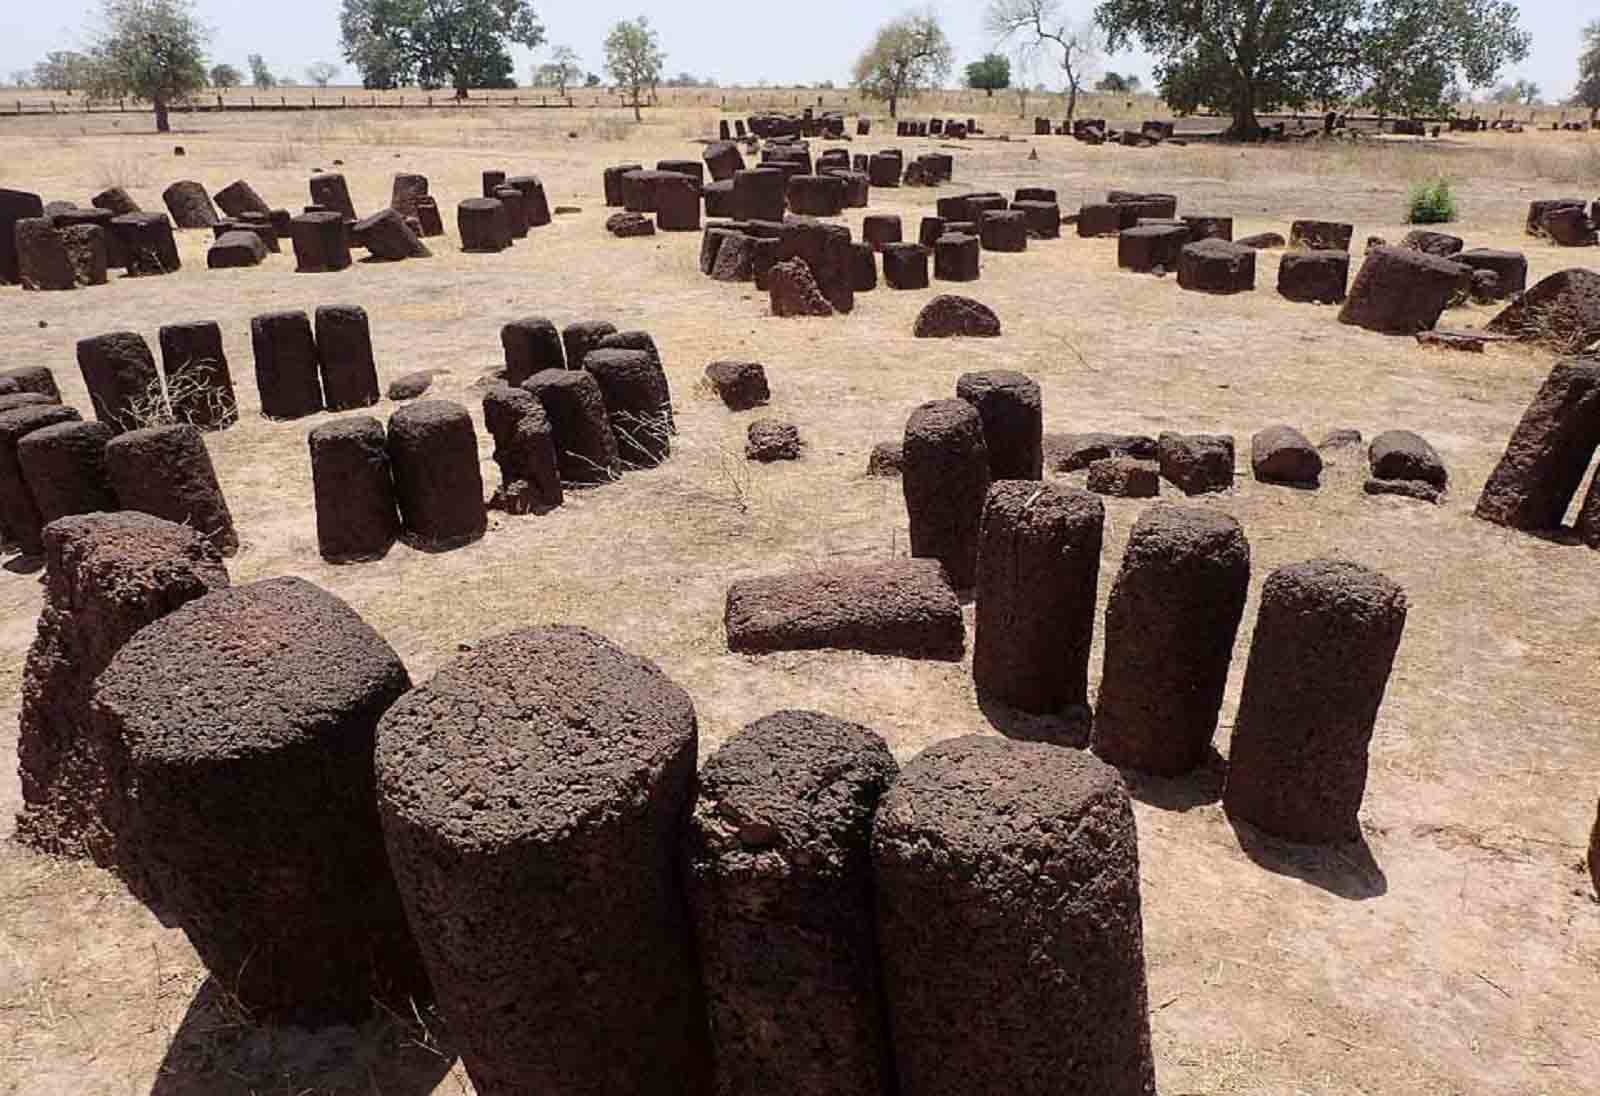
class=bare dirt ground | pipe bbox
[0,100,1597,1095]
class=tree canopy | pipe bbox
[604,17,665,121]
[1096,71,1140,93]
[966,53,1012,96]
[1570,19,1600,119]
[209,62,241,88]
[306,61,342,87]
[852,11,953,118]
[248,53,275,89]
[340,0,545,95]
[86,0,208,133]
[532,45,580,96]
[1096,0,1530,137]
[33,51,94,94]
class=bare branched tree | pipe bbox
[986,0,1102,123]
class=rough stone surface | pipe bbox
[724,558,964,659]
[1454,248,1527,300]
[1237,231,1286,249]
[769,258,835,317]
[745,419,801,462]
[207,229,267,269]
[17,421,117,528]
[705,361,769,410]
[386,400,487,549]
[914,294,1000,338]
[457,198,510,253]
[482,386,562,514]
[862,214,903,251]
[308,173,357,221]
[3,366,61,402]
[524,368,620,484]
[1092,506,1250,775]
[0,405,83,554]
[355,208,430,261]
[685,711,899,1096]
[603,163,643,207]
[777,219,854,313]
[387,371,433,401]
[1485,268,1600,349]
[1251,425,1322,486]
[374,626,710,1094]
[501,317,565,386]
[76,331,159,433]
[1339,247,1470,334]
[712,232,757,282]
[733,169,788,222]
[874,736,1155,1096]
[849,240,877,291]
[1290,220,1354,251]
[1158,432,1236,495]
[14,513,228,863]
[974,483,1104,715]
[933,233,981,282]
[1,187,46,283]
[585,348,673,466]
[313,305,381,411]
[1224,561,1408,844]
[867,440,902,476]
[14,218,75,290]
[606,210,655,237]
[103,425,237,554]
[289,211,351,272]
[979,210,1029,253]
[1278,250,1351,304]
[1474,359,1600,530]
[93,577,426,1024]
[1178,239,1256,293]
[1401,229,1464,257]
[903,399,990,588]
[561,320,617,372]
[214,180,271,219]
[956,370,1042,480]
[250,310,324,419]
[882,242,928,290]
[1364,477,1442,503]
[1087,456,1160,497]
[309,416,400,562]
[1368,430,1446,489]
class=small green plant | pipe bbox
[1406,177,1457,224]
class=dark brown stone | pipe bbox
[704,141,745,182]
[585,348,672,465]
[914,294,999,338]
[705,361,769,410]
[1364,477,1442,503]
[457,198,510,253]
[482,385,562,514]
[389,173,429,219]
[1485,268,1600,350]
[934,233,980,282]
[250,310,324,419]
[76,331,158,432]
[979,210,1029,253]
[1251,424,1321,485]
[956,370,1041,480]
[974,483,1103,714]
[1011,200,1061,239]
[1278,250,1351,303]
[308,173,356,221]
[1290,219,1354,251]
[289,211,352,272]
[1368,430,1446,488]
[506,174,552,228]
[1087,456,1160,497]
[1178,239,1255,293]
[104,425,237,554]
[733,169,787,222]
[1475,359,1600,530]
[501,317,565,386]
[1454,248,1526,300]
[1118,224,1189,272]
[1045,431,1159,471]
[1158,432,1235,494]
[387,371,433,401]
[96,577,426,1024]
[1,366,60,402]
[355,208,430,260]
[157,321,237,430]
[561,320,617,370]
[314,305,381,410]
[1078,203,1123,237]
[1525,198,1587,236]
[685,711,898,1096]
[213,179,271,219]
[745,419,801,462]
[607,210,655,237]
[16,421,116,528]
[374,626,709,1094]
[849,240,877,291]
[1400,229,1464,256]
[1224,560,1408,843]
[0,405,82,554]
[862,214,902,251]
[1339,247,1471,333]
[309,416,399,562]
[14,217,76,290]
[524,368,620,484]
[207,229,267,268]
[0,187,45,283]
[603,164,642,206]
[903,399,990,588]
[1182,215,1233,241]
[725,558,964,659]
[413,196,444,237]
[15,513,227,863]
[386,400,486,549]
[1237,232,1286,249]
[787,174,846,217]
[59,224,108,286]
[769,258,835,317]
[1092,506,1250,775]
[777,218,854,313]
[882,242,928,289]
[874,737,1155,1096]
[867,441,902,476]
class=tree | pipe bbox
[1573,20,1600,121]
[1358,0,1530,118]
[209,62,241,87]
[86,0,208,133]
[532,44,580,96]
[340,0,544,96]
[987,0,1101,122]
[1096,71,1139,93]
[306,61,342,87]
[9,71,32,89]
[966,52,1011,96]
[33,51,94,94]
[604,16,665,121]
[851,11,952,118]
[1489,78,1540,105]
[248,53,275,89]
[584,71,600,87]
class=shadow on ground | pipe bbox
[1228,816,1389,901]
[150,980,458,1096]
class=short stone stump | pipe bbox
[309,416,400,562]
[386,400,487,549]
[955,369,1042,480]
[903,399,990,588]
[104,425,237,554]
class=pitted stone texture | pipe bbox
[524,368,620,485]
[94,577,425,1024]
[1485,268,1600,350]
[874,736,1156,1096]
[375,626,710,1095]
[1277,250,1351,304]
[1338,247,1470,334]
[15,513,228,864]
[705,361,769,410]
[903,399,991,588]
[1093,506,1250,775]
[1251,425,1322,486]
[686,711,899,1096]
[1368,430,1446,489]
[386,400,486,549]
[1158,432,1235,495]
[956,370,1043,480]
[974,483,1104,715]
[724,558,964,659]
[482,386,562,515]
[0,404,84,555]
[104,425,237,554]
[1475,359,1600,531]
[913,295,1000,338]
[501,317,565,386]
[585,348,672,466]
[1087,456,1160,497]
[315,305,381,410]
[250,310,324,419]
[1224,560,1407,843]
[309,416,400,562]
[17,421,117,527]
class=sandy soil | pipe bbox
[0,103,1597,1095]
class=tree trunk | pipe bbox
[154,95,170,134]
[1229,77,1260,140]
[1066,84,1077,124]
[632,87,641,122]
[985,88,993,98]
[889,92,898,119]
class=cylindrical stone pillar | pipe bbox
[956,370,1043,480]
[1475,359,1600,532]
[162,180,219,228]
[561,320,618,370]
[1223,560,1408,843]
[309,416,399,562]
[386,400,486,549]
[111,212,180,275]
[94,577,426,1024]
[76,331,159,432]
[874,736,1156,1096]
[17,420,117,528]
[157,320,237,430]
[507,174,552,227]
[0,404,83,555]
[903,399,990,588]
[250,310,325,419]
[308,172,357,221]
[483,385,563,513]
[314,304,381,411]
[1092,506,1251,775]
[214,179,271,218]
[501,316,566,386]
[685,710,899,1096]
[493,185,529,238]
[104,424,238,555]
[523,369,620,484]
[733,168,787,222]
[458,197,510,253]
[289,211,351,272]
[973,482,1104,716]
[583,348,671,466]
[390,172,429,219]
[375,626,712,1095]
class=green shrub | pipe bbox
[1406,178,1457,224]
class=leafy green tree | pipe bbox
[339,0,415,89]
[604,16,665,121]
[33,51,94,93]
[209,62,241,87]
[86,0,208,133]
[9,71,32,88]
[340,0,543,96]
[531,44,580,95]
[851,11,952,118]
[1573,20,1600,121]
[989,0,1101,121]
[966,53,1011,96]
[1096,71,1139,93]
[248,53,275,89]
[1358,0,1530,118]
[306,61,342,87]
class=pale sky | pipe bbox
[2,1,1586,102]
